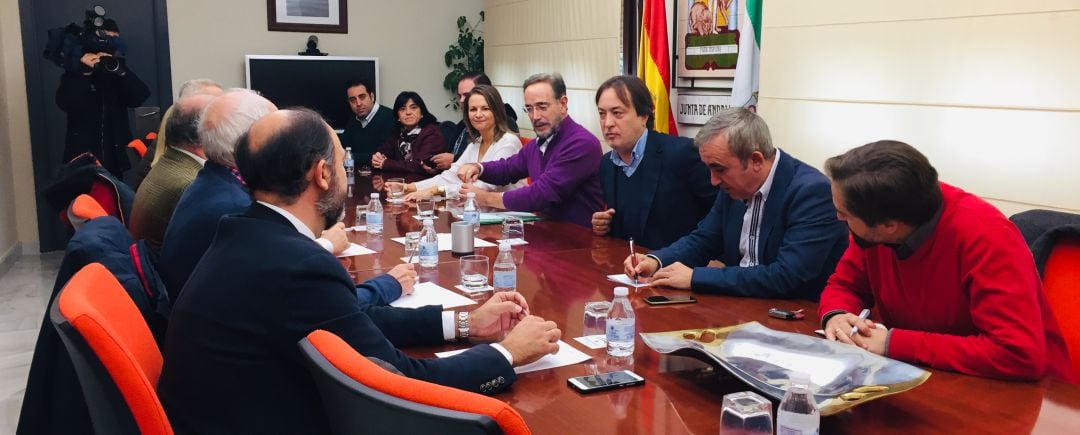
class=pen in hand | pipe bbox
[628,238,639,284]
[849,308,871,337]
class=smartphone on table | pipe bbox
[568,370,645,394]
[643,294,697,305]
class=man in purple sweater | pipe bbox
[458,73,604,227]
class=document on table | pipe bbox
[336,243,375,258]
[436,339,592,374]
[573,334,607,350]
[391,233,497,251]
[389,282,476,310]
[606,274,650,288]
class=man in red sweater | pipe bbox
[819,140,1073,382]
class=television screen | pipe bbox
[245,55,378,131]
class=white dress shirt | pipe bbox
[414,132,525,192]
[738,150,782,267]
[359,104,380,128]
[175,147,207,166]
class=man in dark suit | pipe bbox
[158,108,561,434]
[158,90,376,304]
[129,93,214,251]
[624,108,848,299]
[590,76,717,250]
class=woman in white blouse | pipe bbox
[391,85,525,200]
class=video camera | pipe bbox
[43,5,128,74]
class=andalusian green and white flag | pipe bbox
[731,0,762,108]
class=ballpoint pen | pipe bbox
[849,308,871,337]
[628,238,639,284]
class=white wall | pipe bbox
[0,0,38,262]
[484,0,621,140]
[757,1,1080,216]
[166,0,484,122]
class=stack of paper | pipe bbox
[389,282,476,309]
[436,340,592,374]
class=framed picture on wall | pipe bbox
[267,0,348,33]
[675,0,738,79]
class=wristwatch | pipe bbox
[457,311,470,341]
[437,186,447,195]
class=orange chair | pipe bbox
[1044,235,1080,380]
[127,139,148,158]
[67,194,110,232]
[50,263,172,434]
[299,330,530,435]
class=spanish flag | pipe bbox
[637,0,677,135]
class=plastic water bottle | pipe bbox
[606,286,635,357]
[344,147,355,185]
[419,218,438,268]
[776,372,820,435]
[493,240,517,292]
[366,193,383,235]
[463,192,480,235]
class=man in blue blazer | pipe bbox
[158,109,562,434]
[624,108,847,299]
[591,76,717,250]
[157,90,398,305]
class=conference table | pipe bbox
[340,173,1080,434]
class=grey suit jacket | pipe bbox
[129,146,203,250]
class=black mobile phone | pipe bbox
[423,157,437,168]
[643,294,697,305]
[567,370,645,394]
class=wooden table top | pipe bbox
[342,173,1080,434]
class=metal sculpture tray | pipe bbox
[641,321,930,415]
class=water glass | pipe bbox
[444,184,461,199]
[354,205,367,228]
[719,391,774,435]
[459,255,489,290]
[358,164,372,176]
[404,232,421,260]
[416,198,436,218]
[583,301,612,337]
[387,178,406,203]
[502,216,525,243]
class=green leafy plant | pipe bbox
[443,12,485,110]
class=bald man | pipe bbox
[129,93,215,250]
[158,108,561,434]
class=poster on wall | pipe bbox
[267,0,348,33]
[675,0,739,79]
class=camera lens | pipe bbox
[98,55,119,73]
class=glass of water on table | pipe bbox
[459,255,489,290]
[387,178,406,203]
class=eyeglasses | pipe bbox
[522,102,552,114]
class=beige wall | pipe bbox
[484,0,621,140]
[0,0,38,261]
[758,1,1080,216]
[166,0,483,123]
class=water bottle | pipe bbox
[344,147,355,185]
[606,286,635,357]
[776,372,820,435]
[366,193,383,235]
[493,240,517,292]
[463,192,480,235]
[419,218,438,268]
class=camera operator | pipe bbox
[55,18,150,178]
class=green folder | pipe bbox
[477,212,543,225]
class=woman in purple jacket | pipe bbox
[372,91,447,174]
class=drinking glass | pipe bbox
[719,391,774,435]
[583,301,612,337]
[502,216,525,242]
[444,184,461,199]
[404,232,421,260]
[358,164,372,176]
[387,178,406,203]
[416,198,436,218]
[354,205,367,228]
[459,255,489,290]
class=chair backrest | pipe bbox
[127,139,148,158]
[49,262,172,435]
[300,330,530,435]
[1044,235,1080,380]
[68,194,109,231]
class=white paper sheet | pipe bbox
[389,282,476,309]
[435,340,592,374]
[399,257,419,264]
[606,274,650,288]
[336,243,375,258]
[391,233,497,251]
[410,215,439,220]
[573,334,607,350]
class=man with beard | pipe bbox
[458,73,604,228]
[819,140,1073,382]
[623,108,847,299]
[158,109,563,433]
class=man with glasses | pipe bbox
[458,73,603,228]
